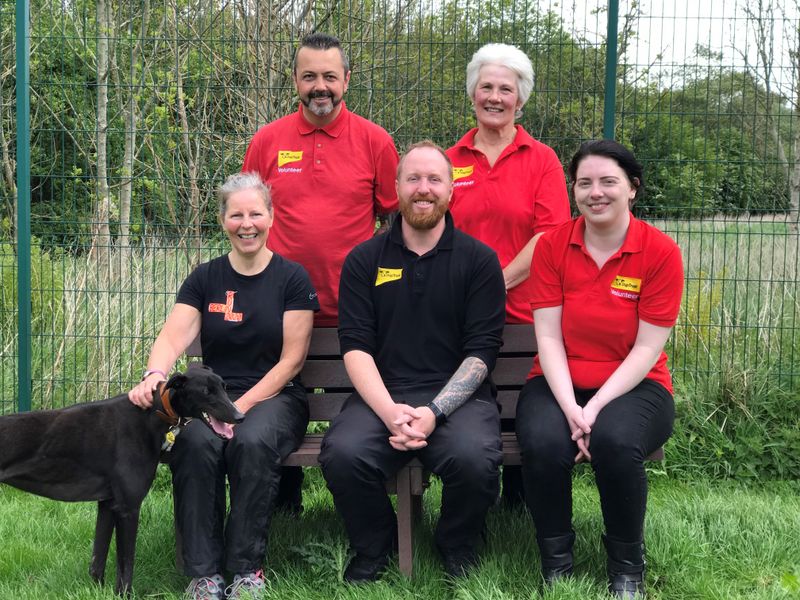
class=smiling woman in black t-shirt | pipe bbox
[128,173,318,599]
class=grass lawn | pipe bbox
[0,469,798,599]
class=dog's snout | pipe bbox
[232,409,245,424]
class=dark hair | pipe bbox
[396,140,453,182]
[568,139,644,206]
[292,33,350,75]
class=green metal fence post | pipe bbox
[603,0,619,139]
[16,0,31,412]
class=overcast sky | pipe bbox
[563,0,797,91]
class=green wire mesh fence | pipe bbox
[1,0,798,416]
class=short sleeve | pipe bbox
[639,240,684,327]
[373,140,400,214]
[283,262,320,312]
[529,231,564,310]
[532,146,571,234]
[176,263,208,311]
[242,129,264,174]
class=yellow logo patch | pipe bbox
[452,165,474,181]
[375,267,403,286]
[278,150,303,167]
[611,276,641,293]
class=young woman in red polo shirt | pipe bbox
[516,140,684,598]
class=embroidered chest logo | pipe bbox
[452,165,474,180]
[277,150,303,174]
[375,267,403,286]
[610,275,641,300]
[452,165,475,188]
[278,150,303,166]
[208,291,243,322]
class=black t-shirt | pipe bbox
[338,213,505,393]
[176,253,319,395]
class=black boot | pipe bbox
[603,534,646,598]
[537,531,575,584]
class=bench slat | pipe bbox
[499,323,537,353]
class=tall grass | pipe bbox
[654,216,800,480]
[0,470,798,599]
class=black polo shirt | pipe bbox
[338,212,505,393]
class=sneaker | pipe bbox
[184,574,225,600]
[225,570,266,599]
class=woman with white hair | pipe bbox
[446,43,571,505]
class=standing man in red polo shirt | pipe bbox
[243,32,399,326]
[242,32,399,513]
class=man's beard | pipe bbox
[302,90,341,117]
[400,195,448,230]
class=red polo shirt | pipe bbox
[243,103,399,325]
[447,126,570,323]
[528,215,684,393]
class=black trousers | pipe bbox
[319,388,502,558]
[169,387,308,576]
[516,377,674,543]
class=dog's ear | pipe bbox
[166,372,188,390]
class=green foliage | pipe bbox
[4,0,796,240]
[0,241,65,338]
[664,220,800,480]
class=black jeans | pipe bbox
[319,387,502,557]
[169,386,308,576]
[516,377,674,543]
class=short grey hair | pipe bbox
[466,43,535,110]
[218,172,272,217]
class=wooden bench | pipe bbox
[184,323,662,577]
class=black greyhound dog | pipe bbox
[0,365,244,596]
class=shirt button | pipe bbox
[316,160,321,164]
[317,143,322,148]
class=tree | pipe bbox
[740,0,800,226]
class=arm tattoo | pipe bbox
[431,356,489,416]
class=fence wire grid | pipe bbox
[2,0,799,413]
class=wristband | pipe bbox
[142,369,167,381]
[427,402,447,427]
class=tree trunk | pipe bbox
[0,107,15,238]
[92,0,111,260]
[118,0,152,250]
[171,3,202,263]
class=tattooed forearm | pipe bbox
[431,356,489,416]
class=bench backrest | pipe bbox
[186,324,536,422]
[299,325,536,421]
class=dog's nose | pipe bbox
[233,409,245,423]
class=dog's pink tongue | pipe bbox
[209,416,234,439]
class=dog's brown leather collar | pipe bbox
[154,382,180,426]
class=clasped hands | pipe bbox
[383,403,437,451]
[566,400,601,464]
